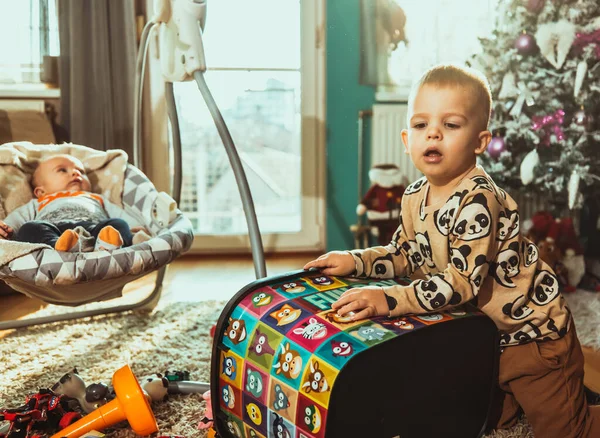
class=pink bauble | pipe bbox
[515,33,537,55]
[488,136,506,160]
[526,0,545,13]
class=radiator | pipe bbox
[370,103,545,220]
[371,103,421,184]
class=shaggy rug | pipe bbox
[1,289,598,438]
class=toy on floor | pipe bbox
[141,371,209,403]
[197,391,213,431]
[0,389,81,438]
[49,364,157,438]
[51,368,113,414]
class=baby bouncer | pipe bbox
[0,0,266,330]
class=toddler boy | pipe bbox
[305,64,599,437]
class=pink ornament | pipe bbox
[515,33,537,55]
[532,109,565,146]
[526,0,545,13]
[488,136,506,160]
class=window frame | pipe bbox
[144,0,326,254]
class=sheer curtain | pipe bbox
[57,0,136,156]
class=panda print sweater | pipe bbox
[350,165,571,346]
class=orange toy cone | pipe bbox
[51,364,158,438]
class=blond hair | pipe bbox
[407,63,492,130]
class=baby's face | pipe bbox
[402,84,490,186]
[33,156,91,198]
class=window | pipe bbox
[162,0,325,252]
[0,0,59,84]
[379,0,498,100]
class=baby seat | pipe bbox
[211,270,499,438]
[0,142,194,330]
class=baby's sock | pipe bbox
[95,225,124,251]
[55,229,81,252]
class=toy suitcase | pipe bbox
[211,270,499,438]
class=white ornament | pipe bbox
[499,72,519,99]
[568,168,580,210]
[509,82,538,117]
[574,61,587,98]
[535,20,577,69]
[520,149,539,185]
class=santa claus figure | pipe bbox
[356,164,405,245]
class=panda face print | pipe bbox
[415,232,435,269]
[471,175,494,193]
[450,244,472,273]
[452,193,492,241]
[522,241,539,267]
[497,209,519,241]
[404,177,426,195]
[469,254,489,295]
[492,241,521,288]
[419,199,427,220]
[502,295,534,321]
[434,190,468,236]
[401,241,424,272]
[371,255,394,278]
[530,270,560,306]
[413,275,460,311]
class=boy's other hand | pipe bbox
[303,251,355,276]
[0,221,13,239]
[331,287,389,321]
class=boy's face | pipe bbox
[401,84,491,186]
[33,155,91,198]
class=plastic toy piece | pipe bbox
[50,365,157,438]
[51,369,113,414]
[0,389,81,438]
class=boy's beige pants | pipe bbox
[492,324,600,437]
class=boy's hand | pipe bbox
[331,287,390,321]
[303,251,356,276]
[0,221,13,240]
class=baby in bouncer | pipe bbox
[0,154,141,252]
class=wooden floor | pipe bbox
[1,252,599,392]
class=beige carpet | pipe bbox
[2,289,599,437]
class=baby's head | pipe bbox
[402,64,493,185]
[32,154,91,198]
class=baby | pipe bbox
[0,154,139,252]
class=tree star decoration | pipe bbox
[532,109,565,146]
[535,20,577,69]
[509,81,539,117]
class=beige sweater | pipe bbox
[351,165,571,346]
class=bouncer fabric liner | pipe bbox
[0,142,194,305]
[212,270,499,438]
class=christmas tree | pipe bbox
[470,0,600,215]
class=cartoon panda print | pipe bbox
[471,175,495,193]
[415,231,435,269]
[501,295,534,321]
[371,254,395,278]
[400,241,424,273]
[413,274,461,311]
[434,190,469,236]
[497,209,519,241]
[449,244,472,273]
[522,241,539,267]
[529,269,560,306]
[469,254,489,295]
[491,241,521,288]
[452,193,492,241]
[419,199,427,220]
[404,177,427,195]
